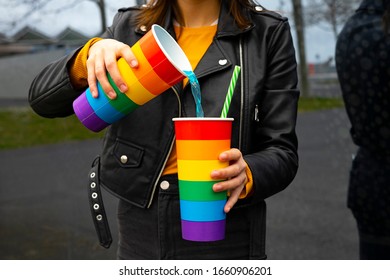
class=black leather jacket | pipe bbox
[29,3,299,209]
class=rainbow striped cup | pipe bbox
[173,117,234,242]
[73,24,192,132]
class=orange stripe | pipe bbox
[176,140,230,160]
[139,30,184,86]
[117,58,156,105]
[131,43,171,95]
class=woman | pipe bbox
[29,0,299,259]
[336,0,390,259]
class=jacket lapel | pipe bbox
[193,41,232,79]
[193,0,253,78]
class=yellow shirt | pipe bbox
[68,25,253,198]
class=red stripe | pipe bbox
[139,32,184,86]
[174,120,232,140]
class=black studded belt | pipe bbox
[88,156,112,249]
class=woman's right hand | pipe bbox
[87,39,138,99]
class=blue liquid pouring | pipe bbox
[184,70,204,117]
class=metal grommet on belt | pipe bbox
[160,180,170,190]
[93,203,100,210]
[90,172,96,178]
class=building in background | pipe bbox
[0,26,88,57]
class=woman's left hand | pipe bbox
[211,148,248,213]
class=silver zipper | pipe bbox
[147,86,182,208]
[254,104,260,122]
[239,37,244,151]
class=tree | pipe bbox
[0,0,146,35]
[291,0,310,97]
[305,0,361,40]
[0,0,106,34]
[95,0,106,34]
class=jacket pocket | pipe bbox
[112,138,144,168]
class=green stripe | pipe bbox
[107,74,139,114]
[179,180,226,201]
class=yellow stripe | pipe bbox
[176,140,230,160]
[131,43,171,95]
[177,159,228,181]
[117,58,156,105]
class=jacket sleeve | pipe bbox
[28,12,124,118]
[244,19,299,202]
[28,47,84,118]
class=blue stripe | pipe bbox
[180,200,226,222]
[86,83,125,124]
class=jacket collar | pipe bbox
[216,0,254,38]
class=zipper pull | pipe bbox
[254,104,260,122]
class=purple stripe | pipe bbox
[181,219,225,242]
[73,93,109,132]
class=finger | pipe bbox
[226,186,244,211]
[107,42,136,93]
[223,192,238,213]
[104,51,128,94]
[118,43,138,68]
[86,56,98,98]
[211,161,246,181]
[211,149,244,180]
[94,53,117,100]
[213,172,247,193]
[218,148,241,162]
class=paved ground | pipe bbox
[266,108,358,260]
[0,139,117,259]
[0,108,359,260]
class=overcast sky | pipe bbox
[0,0,336,64]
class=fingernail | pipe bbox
[211,170,219,178]
[108,91,116,99]
[120,84,127,93]
[219,152,228,160]
[130,60,138,67]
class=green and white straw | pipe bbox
[220,65,241,118]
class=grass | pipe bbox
[298,97,344,112]
[0,97,344,150]
[0,107,105,150]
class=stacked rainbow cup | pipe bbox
[174,118,233,242]
[73,24,192,132]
